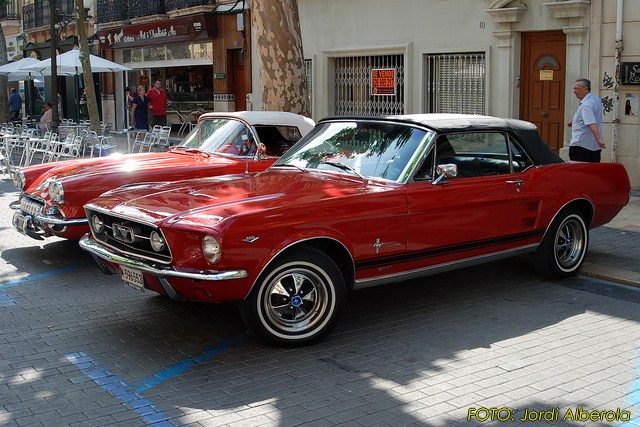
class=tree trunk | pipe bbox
[75,0,101,134]
[0,25,11,123]
[249,0,309,116]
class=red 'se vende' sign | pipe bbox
[371,68,396,96]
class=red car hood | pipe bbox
[87,170,392,228]
[27,151,233,188]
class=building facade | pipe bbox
[298,0,640,189]
[1,0,23,63]
[3,0,639,189]
[4,0,256,129]
[94,0,253,129]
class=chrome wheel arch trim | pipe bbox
[540,197,595,241]
[246,236,355,298]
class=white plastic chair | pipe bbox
[55,134,82,160]
[131,131,154,153]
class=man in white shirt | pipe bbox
[566,78,605,162]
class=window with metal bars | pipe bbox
[423,52,486,115]
[333,54,405,116]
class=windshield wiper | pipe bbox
[271,163,305,172]
[174,148,210,157]
[320,161,366,180]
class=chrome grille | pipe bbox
[86,208,172,264]
[20,196,45,217]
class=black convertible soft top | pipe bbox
[320,114,564,166]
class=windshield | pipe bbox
[274,121,428,181]
[176,118,259,156]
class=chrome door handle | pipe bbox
[506,180,524,192]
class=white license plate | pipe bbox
[120,266,144,291]
[12,212,27,234]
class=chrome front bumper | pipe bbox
[10,199,88,227]
[79,235,248,282]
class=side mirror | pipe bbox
[433,163,457,184]
[253,142,266,161]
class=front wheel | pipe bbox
[533,209,589,279]
[240,248,346,347]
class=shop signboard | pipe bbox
[97,14,217,49]
[621,62,640,85]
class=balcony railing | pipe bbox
[166,0,213,12]
[97,0,216,24]
[96,0,128,24]
[23,0,74,31]
[0,1,21,20]
[128,0,165,19]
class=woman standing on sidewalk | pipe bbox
[130,85,150,131]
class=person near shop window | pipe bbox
[131,85,150,131]
[124,87,134,129]
[9,88,22,120]
[147,80,170,126]
[40,102,53,129]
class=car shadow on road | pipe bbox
[3,238,639,425]
[0,238,95,281]
[60,260,639,424]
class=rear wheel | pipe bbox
[241,248,346,347]
[533,209,588,279]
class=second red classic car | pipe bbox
[10,111,314,241]
[80,114,630,346]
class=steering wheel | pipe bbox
[239,140,255,156]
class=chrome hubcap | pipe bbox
[555,217,585,268]
[264,268,328,333]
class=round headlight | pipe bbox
[202,235,221,265]
[149,230,166,252]
[48,180,64,203]
[12,170,25,190]
[90,214,104,234]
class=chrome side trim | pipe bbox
[35,213,88,226]
[79,235,248,281]
[353,244,538,290]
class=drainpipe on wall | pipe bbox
[611,0,623,162]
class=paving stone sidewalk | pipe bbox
[583,190,640,286]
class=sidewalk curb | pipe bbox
[581,262,640,288]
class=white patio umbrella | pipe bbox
[23,49,132,75]
[0,57,48,81]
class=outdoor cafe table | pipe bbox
[19,135,49,167]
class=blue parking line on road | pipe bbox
[622,346,640,427]
[0,266,78,307]
[66,352,176,427]
[66,337,243,426]
[132,337,243,393]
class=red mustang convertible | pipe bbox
[10,111,314,241]
[80,115,630,346]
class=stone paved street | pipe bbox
[1,174,640,426]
